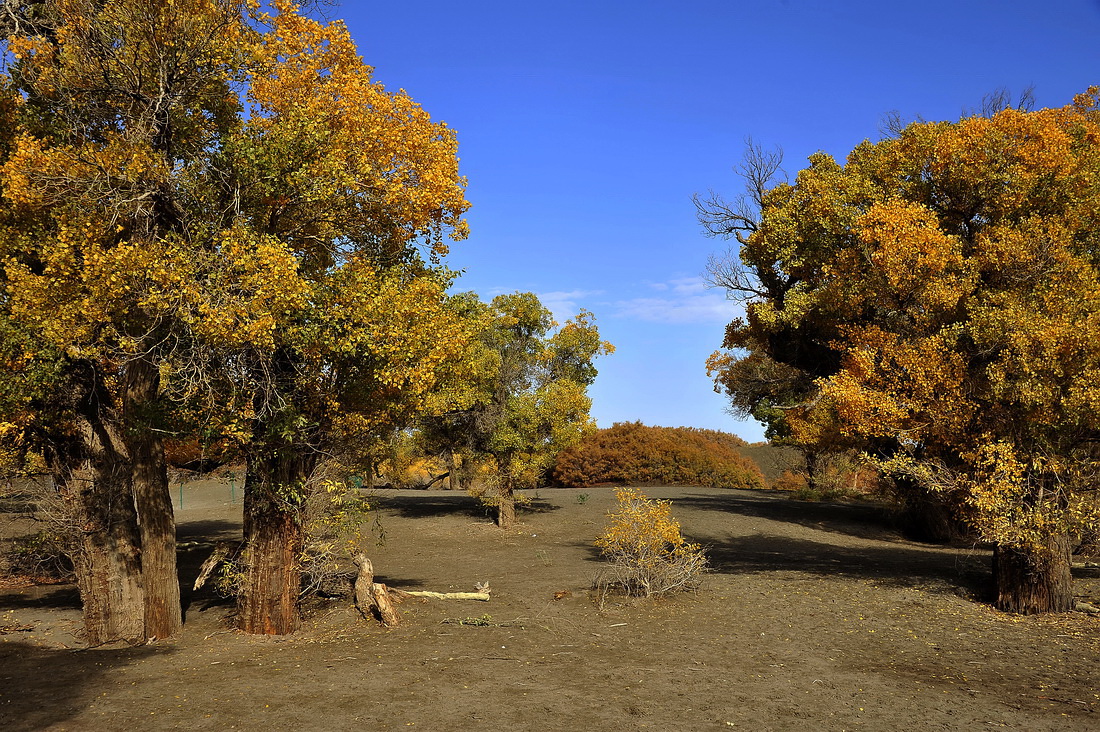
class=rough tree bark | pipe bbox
[238,448,312,635]
[496,477,516,529]
[50,364,146,645]
[993,533,1075,614]
[123,358,181,639]
[63,457,145,646]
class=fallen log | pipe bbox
[193,541,238,591]
[352,557,492,626]
[392,590,490,602]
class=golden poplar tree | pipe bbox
[705,92,1100,613]
[0,1,470,639]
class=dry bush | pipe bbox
[593,487,707,598]
[1,477,78,584]
[298,478,380,597]
[4,529,74,583]
[552,422,764,490]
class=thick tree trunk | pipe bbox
[123,359,181,639]
[992,533,1075,614]
[238,450,310,635]
[51,368,147,645]
[497,478,516,529]
[65,460,145,645]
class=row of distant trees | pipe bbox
[374,421,768,496]
[0,1,611,643]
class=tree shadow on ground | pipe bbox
[672,491,904,543]
[176,518,242,542]
[0,584,80,610]
[693,532,990,599]
[376,493,560,520]
[376,492,489,519]
[0,640,163,732]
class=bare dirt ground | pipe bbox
[1,482,1098,731]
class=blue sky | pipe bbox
[335,1,1100,443]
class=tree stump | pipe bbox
[352,554,400,627]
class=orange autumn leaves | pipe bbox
[0,1,471,438]
[713,92,1100,551]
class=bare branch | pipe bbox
[693,137,784,242]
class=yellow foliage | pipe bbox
[594,487,707,597]
[709,91,1100,555]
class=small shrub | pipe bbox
[593,487,706,598]
[5,530,74,582]
[300,479,380,596]
[576,492,589,505]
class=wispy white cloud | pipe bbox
[614,276,739,324]
[535,289,605,324]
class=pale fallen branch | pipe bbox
[393,590,491,602]
[193,541,237,591]
[352,556,492,627]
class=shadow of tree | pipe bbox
[376,492,490,519]
[176,518,242,543]
[696,532,990,598]
[0,640,164,732]
[575,488,990,600]
[376,492,560,520]
[0,584,81,610]
[673,490,903,542]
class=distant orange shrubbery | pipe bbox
[551,422,764,490]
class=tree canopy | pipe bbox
[419,292,612,528]
[705,90,1100,613]
[0,0,471,639]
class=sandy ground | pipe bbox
[1,481,1098,731]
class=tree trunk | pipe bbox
[804,449,820,492]
[50,366,147,645]
[238,450,310,635]
[123,359,181,639]
[65,460,145,645]
[993,533,1075,614]
[444,448,461,492]
[497,478,515,529]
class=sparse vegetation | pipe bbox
[4,529,73,583]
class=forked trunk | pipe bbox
[992,533,1075,614]
[238,450,310,635]
[497,478,516,529]
[124,359,181,639]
